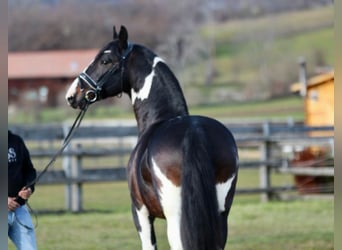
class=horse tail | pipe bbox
[180,124,221,250]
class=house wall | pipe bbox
[305,79,334,138]
[305,80,334,126]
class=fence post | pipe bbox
[70,143,83,212]
[62,124,72,211]
[260,122,272,202]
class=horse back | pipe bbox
[149,115,238,184]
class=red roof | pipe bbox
[8,49,99,79]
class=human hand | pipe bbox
[18,187,32,200]
[8,197,20,211]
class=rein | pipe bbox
[24,103,89,190]
[79,43,133,102]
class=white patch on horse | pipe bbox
[103,50,111,54]
[152,158,183,250]
[65,58,96,102]
[131,57,164,105]
[136,205,156,250]
[216,174,236,212]
[65,77,79,101]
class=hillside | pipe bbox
[180,6,333,103]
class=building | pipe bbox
[291,70,334,128]
[8,49,98,107]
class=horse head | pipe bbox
[65,25,133,109]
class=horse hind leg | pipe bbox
[152,159,183,250]
[165,212,184,250]
[132,204,157,250]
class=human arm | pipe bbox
[8,131,37,204]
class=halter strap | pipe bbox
[79,72,99,91]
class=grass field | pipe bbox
[8,163,334,249]
[8,95,304,124]
[8,181,333,250]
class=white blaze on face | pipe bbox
[65,59,94,102]
[131,57,164,105]
[216,174,236,212]
[65,77,79,102]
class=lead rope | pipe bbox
[14,102,90,229]
[26,103,89,188]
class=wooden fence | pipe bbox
[9,121,334,211]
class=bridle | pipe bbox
[78,43,133,103]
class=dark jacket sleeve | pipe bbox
[21,137,37,192]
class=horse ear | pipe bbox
[118,25,128,50]
[113,26,118,40]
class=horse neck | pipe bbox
[128,57,189,134]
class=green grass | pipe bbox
[9,95,304,125]
[202,6,333,44]
[9,166,333,249]
[8,141,333,249]
[8,180,333,250]
[274,28,334,65]
[189,96,304,121]
[228,199,333,250]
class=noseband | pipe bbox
[78,43,133,103]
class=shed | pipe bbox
[291,70,334,128]
[8,49,98,107]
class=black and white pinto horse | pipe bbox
[66,26,238,250]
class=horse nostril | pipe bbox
[67,96,74,103]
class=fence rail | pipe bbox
[9,121,334,211]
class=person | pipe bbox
[8,130,37,250]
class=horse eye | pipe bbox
[101,59,112,65]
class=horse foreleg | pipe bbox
[132,204,157,250]
[219,211,228,249]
